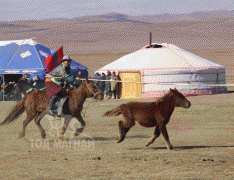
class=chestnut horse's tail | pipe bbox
[103,106,122,117]
[0,95,27,126]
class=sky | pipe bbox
[1,0,233,21]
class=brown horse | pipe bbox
[103,88,191,150]
[1,79,103,139]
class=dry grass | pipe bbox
[0,93,233,179]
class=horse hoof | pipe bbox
[117,138,124,143]
[74,128,84,136]
[18,133,24,139]
[168,146,174,150]
[41,132,46,139]
[58,136,64,141]
[145,141,152,147]
[74,132,80,136]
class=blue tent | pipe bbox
[0,39,52,81]
[70,60,89,78]
[0,39,88,83]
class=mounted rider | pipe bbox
[47,55,81,116]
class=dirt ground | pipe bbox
[0,92,233,180]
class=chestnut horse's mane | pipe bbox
[154,90,174,104]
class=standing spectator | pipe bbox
[0,81,5,101]
[93,72,100,86]
[0,83,3,100]
[4,81,15,100]
[32,75,42,90]
[77,71,84,79]
[99,73,106,94]
[0,91,3,101]
[21,73,33,92]
[0,81,3,92]
[111,71,119,99]
[105,70,112,99]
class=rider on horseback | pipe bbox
[48,55,81,116]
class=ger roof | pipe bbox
[99,43,223,71]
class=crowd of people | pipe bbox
[1,67,121,101]
[92,70,120,99]
[0,74,44,101]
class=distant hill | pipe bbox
[68,10,234,24]
[99,12,128,20]
[129,10,234,23]
[34,10,233,24]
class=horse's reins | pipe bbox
[84,81,103,98]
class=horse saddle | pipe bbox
[49,95,68,117]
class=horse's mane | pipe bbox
[70,80,89,92]
[154,91,173,105]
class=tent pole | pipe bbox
[3,75,5,101]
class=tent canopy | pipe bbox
[0,39,88,81]
[70,60,88,78]
[0,39,52,80]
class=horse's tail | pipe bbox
[0,95,27,126]
[103,106,122,117]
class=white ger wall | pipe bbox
[142,67,226,93]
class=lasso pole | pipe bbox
[45,75,234,87]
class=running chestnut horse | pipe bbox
[103,88,191,150]
[1,79,103,139]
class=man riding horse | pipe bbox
[47,55,81,116]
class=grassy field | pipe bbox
[0,92,233,179]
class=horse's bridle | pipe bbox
[85,81,102,98]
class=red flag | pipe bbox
[44,55,55,73]
[44,46,63,72]
[56,46,63,66]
